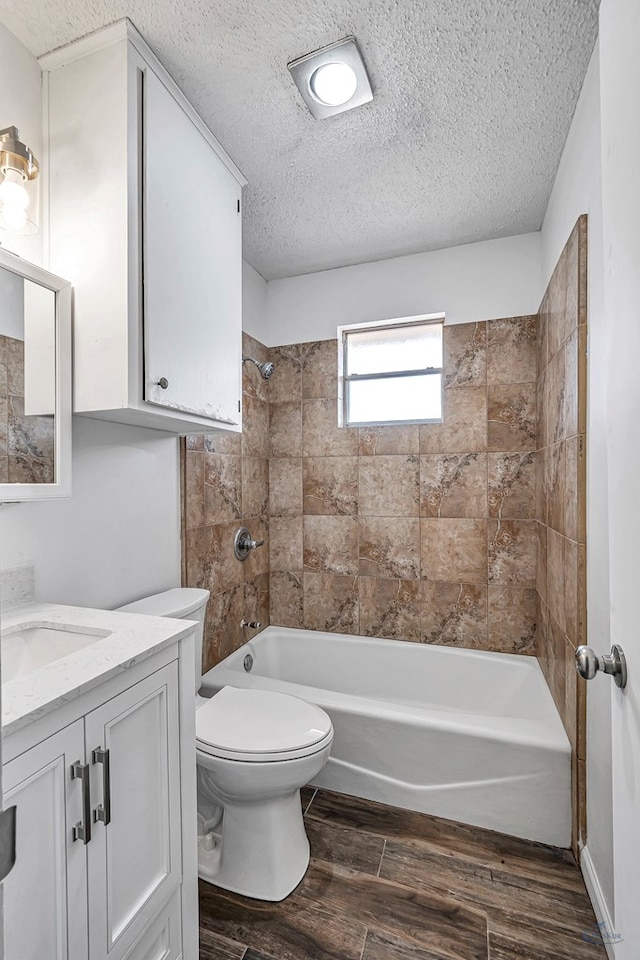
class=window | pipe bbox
[339,315,444,427]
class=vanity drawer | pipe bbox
[123,888,182,960]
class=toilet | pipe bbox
[117,588,334,901]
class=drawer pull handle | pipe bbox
[92,747,111,826]
[71,761,91,844]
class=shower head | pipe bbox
[242,356,275,380]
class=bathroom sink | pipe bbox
[1,623,111,683]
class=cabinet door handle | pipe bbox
[71,761,91,844]
[92,747,111,826]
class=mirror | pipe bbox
[0,249,71,501]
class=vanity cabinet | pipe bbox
[3,645,195,960]
[40,20,246,435]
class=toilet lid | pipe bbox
[196,686,332,759]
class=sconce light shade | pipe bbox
[0,126,40,236]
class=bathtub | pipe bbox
[200,626,571,847]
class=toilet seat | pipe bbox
[196,686,333,762]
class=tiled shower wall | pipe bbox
[182,333,270,672]
[0,334,55,483]
[535,216,588,848]
[268,318,539,650]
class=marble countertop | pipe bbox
[1,602,195,737]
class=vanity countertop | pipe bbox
[1,602,195,737]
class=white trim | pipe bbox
[39,18,247,187]
[581,845,617,960]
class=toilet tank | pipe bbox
[117,588,210,692]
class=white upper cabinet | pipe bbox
[41,21,246,434]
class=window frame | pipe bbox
[338,313,445,428]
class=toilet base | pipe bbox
[198,788,310,901]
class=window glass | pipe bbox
[346,322,443,376]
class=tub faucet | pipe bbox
[241,619,261,630]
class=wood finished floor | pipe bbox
[199,789,607,960]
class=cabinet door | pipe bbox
[3,720,88,960]
[86,663,182,960]
[142,67,242,426]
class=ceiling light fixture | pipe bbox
[0,127,39,235]
[288,37,373,120]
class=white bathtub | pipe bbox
[200,626,571,847]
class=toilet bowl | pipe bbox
[117,589,333,901]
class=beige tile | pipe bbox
[421,581,488,648]
[303,516,358,575]
[444,322,486,388]
[421,518,487,583]
[204,453,242,523]
[486,315,537,385]
[303,398,358,457]
[242,456,269,517]
[303,456,358,516]
[269,457,302,516]
[244,572,270,631]
[564,538,578,644]
[487,452,536,520]
[184,449,204,530]
[420,453,487,518]
[578,324,588,436]
[545,347,566,445]
[547,529,566,633]
[241,393,269,459]
[302,339,338,399]
[564,329,578,440]
[269,571,304,627]
[545,441,565,534]
[204,430,242,455]
[303,573,359,634]
[358,424,420,457]
[186,522,244,596]
[269,344,303,403]
[487,383,536,451]
[359,578,421,641]
[270,516,303,571]
[488,585,537,654]
[537,522,547,603]
[185,434,204,451]
[270,401,302,458]
[487,519,537,586]
[242,515,269,580]
[420,386,487,454]
[202,584,245,670]
[359,455,420,517]
[358,517,421,580]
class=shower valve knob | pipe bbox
[234,526,264,560]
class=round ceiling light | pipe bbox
[309,62,358,106]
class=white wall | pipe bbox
[541,42,615,918]
[242,259,267,342]
[0,24,181,610]
[266,232,543,346]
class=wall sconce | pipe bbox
[0,126,39,235]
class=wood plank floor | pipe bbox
[199,789,608,960]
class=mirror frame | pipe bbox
[0,247,71,501]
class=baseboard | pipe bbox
[580,845,617,960]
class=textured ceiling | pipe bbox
[1,0,598,278]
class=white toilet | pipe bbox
[117,588,333,902]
